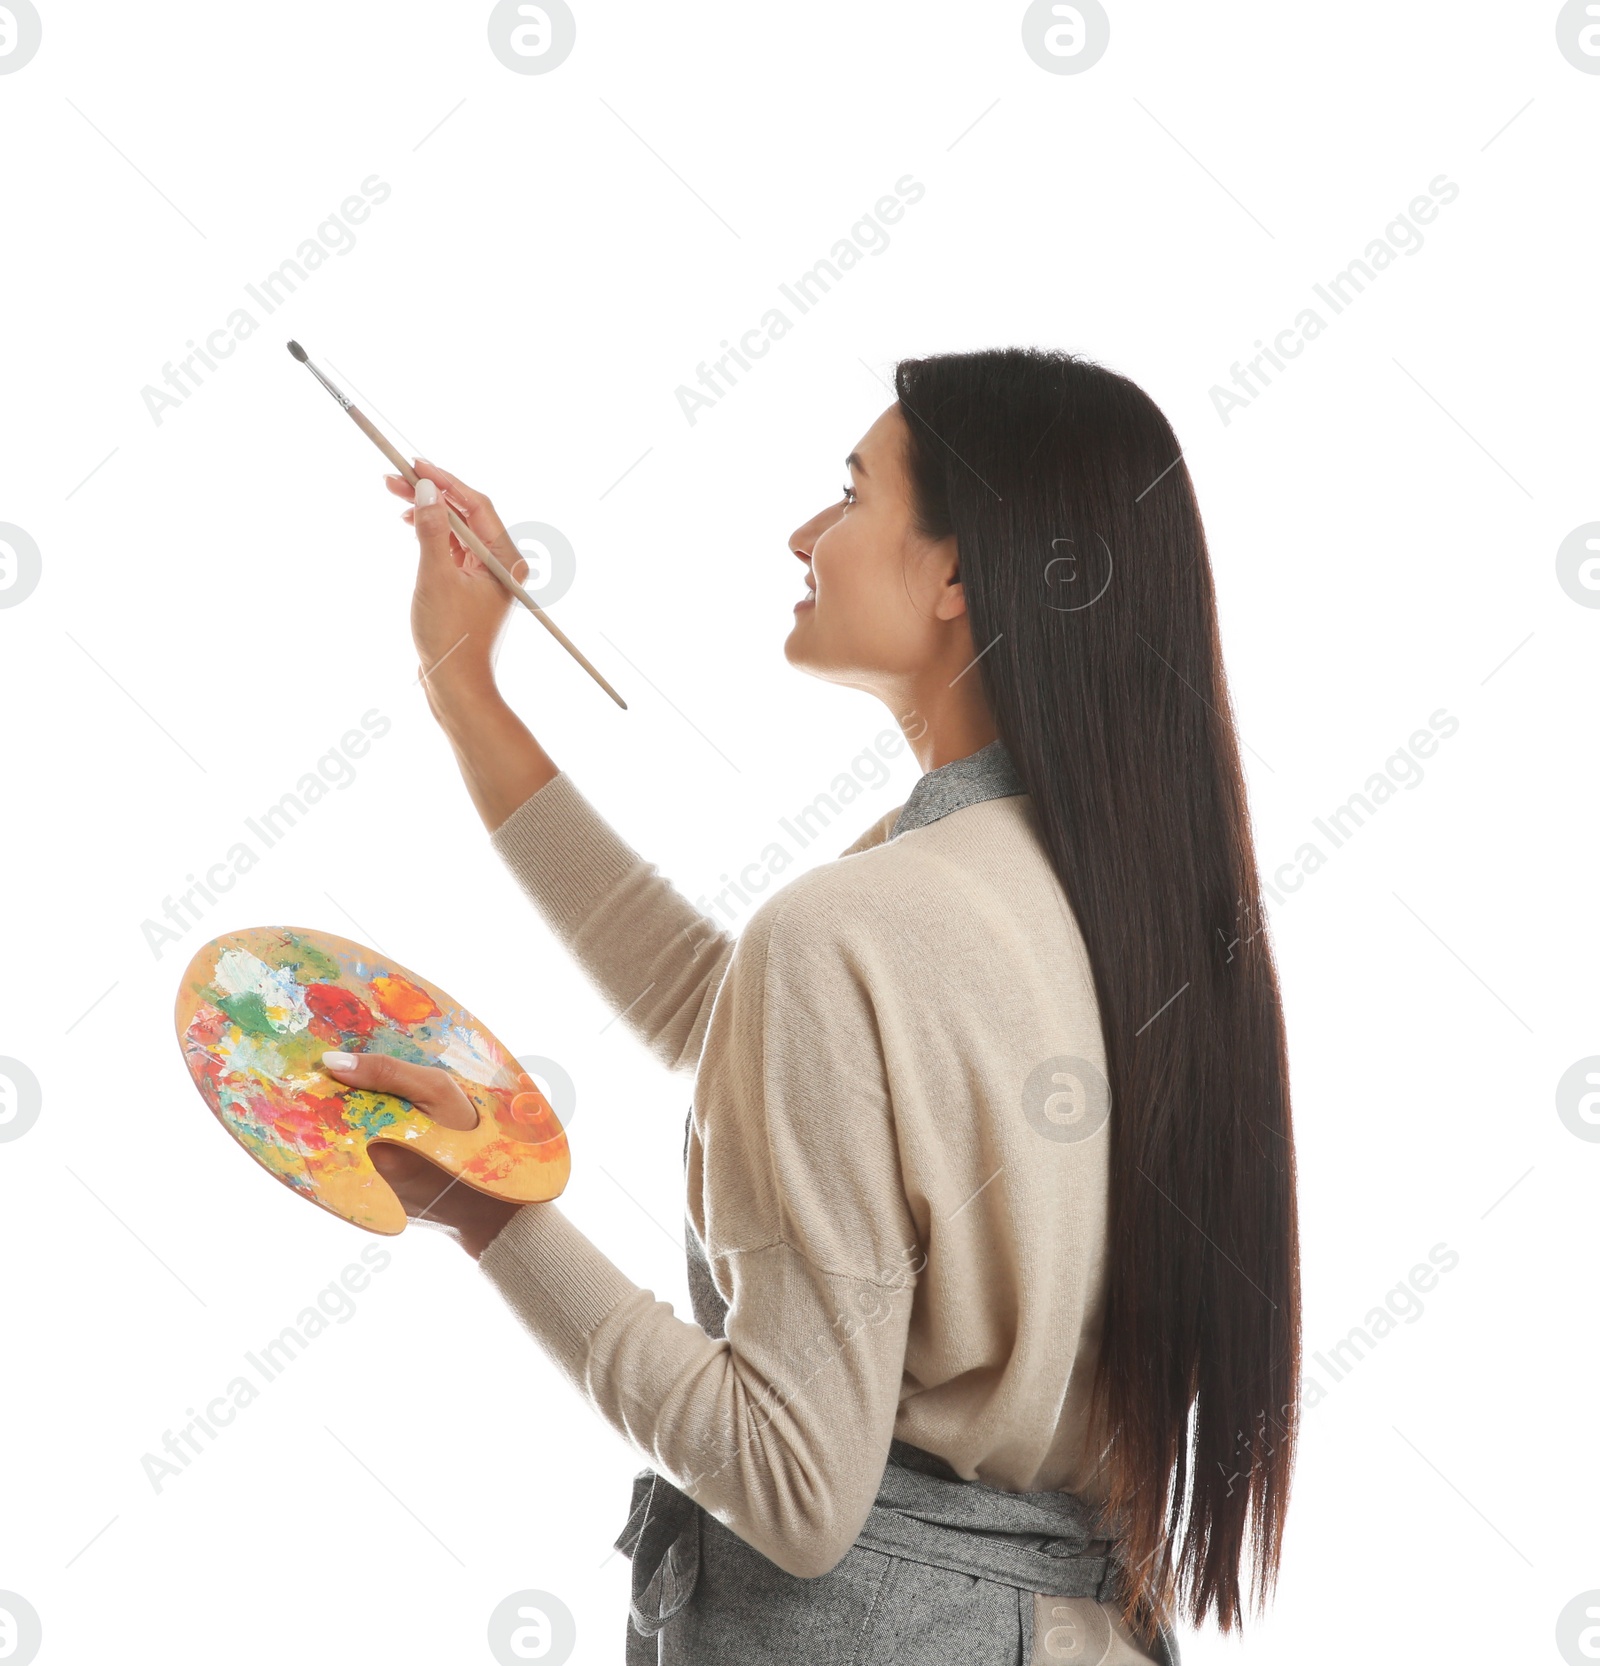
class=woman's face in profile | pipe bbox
[785,402,965,694]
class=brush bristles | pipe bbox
[286,340,308,361]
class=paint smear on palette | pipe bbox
[173,926,569,1234]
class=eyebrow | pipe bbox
[845,451,868,478]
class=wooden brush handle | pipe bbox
[347,405,628,710]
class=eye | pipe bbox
[840,483,857,506]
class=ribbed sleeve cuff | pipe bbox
[488,771,642,930]
[476,1200,644,1376]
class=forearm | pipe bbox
[424,665,557,833]
[431,662,735,1072]
[479,1204,912,1579]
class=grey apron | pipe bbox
[608,1113,1184,1666]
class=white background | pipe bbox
[1,2,1596,1661]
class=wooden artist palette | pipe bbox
[174,926,569,1234]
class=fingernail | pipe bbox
[414,457,432,467]
[413,478,439,507]
[322,1050,358,1070]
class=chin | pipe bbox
[782,628,814,671]
[786,627,841,680]
[783,618,861,686]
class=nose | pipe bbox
[789,501,841,563]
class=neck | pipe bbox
[877,675,999,773]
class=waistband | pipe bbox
[614,1439,1168,1649]
[854,1438,1126,1600]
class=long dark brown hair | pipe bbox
[894,347,1300,1647]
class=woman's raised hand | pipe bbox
[384,460,560,832]
[385,460,531,695]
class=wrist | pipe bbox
[461,1201,522,1261]
[422,661,503,731]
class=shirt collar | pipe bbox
[890,737,1027,839]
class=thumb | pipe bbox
[410,475,457,572]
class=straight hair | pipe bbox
[894,346,1300,1647]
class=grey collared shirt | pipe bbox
[890,737,1027,839]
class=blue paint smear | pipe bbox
[346,1096,402,1138]
[363,1028,433,1067]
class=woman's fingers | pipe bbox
[365,1140,458,1220]
[410,459,527,575]
[399,471,488,571]
[364,1139,521,1252]
[389,461,528,585]
[321,1050,520,1249]
[410,477,475,580]
[320,1048,478,1130]
[411,458,486,513]
[400,504,469,562]
[411,462,484,528]
[386,472,470,518]
[388,472,468,560]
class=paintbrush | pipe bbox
[286,340,626,710]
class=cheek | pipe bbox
[816,529,926,660]
[818,524,886,609]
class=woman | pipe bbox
[324,347,1301,1665]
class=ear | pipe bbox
[932,535,967,622]
[937,575,969,623]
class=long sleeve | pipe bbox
[488,770,735,1075]
[477,875,923,1578]
[481,759,1138,1604]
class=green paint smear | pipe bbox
[274,936,344,984]
[274,1029,329,1071]
[213,989,278,1038]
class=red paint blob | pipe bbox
[305,983,378,1036]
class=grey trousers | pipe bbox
[615,1438,1183,1665]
